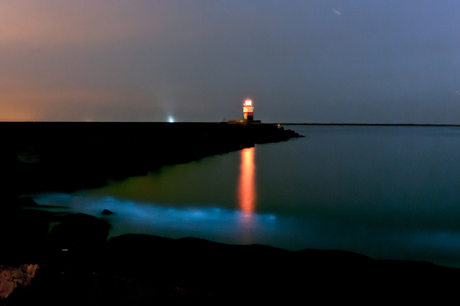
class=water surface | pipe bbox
[33,125,460,268]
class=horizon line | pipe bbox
[1,121,460,127]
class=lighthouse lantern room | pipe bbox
[243,100,254,121]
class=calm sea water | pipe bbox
[33,125,460,268]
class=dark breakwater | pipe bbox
[0,122,301,197]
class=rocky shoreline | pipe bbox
[1,122,458,302]
[2,208,459,303]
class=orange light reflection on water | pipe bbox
[238,147,256,213]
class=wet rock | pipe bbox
[0,264,39,299]
[46,213,110,251]
[101,209,116,215]
[0,203,51,263]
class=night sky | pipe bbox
[1,1,460,124]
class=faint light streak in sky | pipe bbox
[332,9,341,15]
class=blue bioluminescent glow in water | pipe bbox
[32,192,282,247]
[31,126,460,268]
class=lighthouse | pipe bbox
[243,100,254,121]
[228,99,260,124]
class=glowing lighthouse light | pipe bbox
[243,100,254,121]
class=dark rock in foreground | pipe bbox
[0,199,54,265]
[2,231,459,303]
[46,213,110,252]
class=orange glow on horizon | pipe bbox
[238,147,256,213]
[0,106,36,122]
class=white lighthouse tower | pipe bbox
[243,100,254,121]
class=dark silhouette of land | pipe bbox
[0,122,300,196]
[282,123,460,126]
[1,122,458,303]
